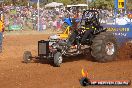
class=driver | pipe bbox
[66,11,98,48]
[81,13,98,44]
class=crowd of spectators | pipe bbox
[3,5,67,31]
[3,5,37,31]
[2,5,129,31]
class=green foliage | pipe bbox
[88,0,114,10]
[4,0,28,6]
[127,0,132,10]
[4,0,12,5]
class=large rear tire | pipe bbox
[91,32,118,62]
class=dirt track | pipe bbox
[0,34,132,88]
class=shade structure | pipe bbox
[77,4,88,7]
[45,2,63,8]
[67,4,88,7]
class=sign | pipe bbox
[118,0,124,9]
[9,25,22,31]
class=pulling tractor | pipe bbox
[23,10,118,67]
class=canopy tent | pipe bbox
[45,2,63,8]
[77,4,88,7]
[67,4,88,7]
[67,5,77,7]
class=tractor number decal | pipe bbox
[113,32,127,37]
[107,28,130,37]
[107,28,130,32]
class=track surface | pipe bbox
[0,34,132,88]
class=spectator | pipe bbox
[0,19,4,53]
[52,18,57,31]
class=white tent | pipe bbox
[77,4,88,7]
[45,2,63,8]
[67,5,77,7]
[67,4,88,7]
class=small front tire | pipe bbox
[54,52,63,67]
[23,51,32,63]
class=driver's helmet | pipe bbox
[85,12,94,24]
[85,19,91,25]
[86,12,94,19]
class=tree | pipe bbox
[127,0,132,11]
[4,0,12,5]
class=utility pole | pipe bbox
[28,0,30,7]
[37,0,39,31]
[87,0,89,9]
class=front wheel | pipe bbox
[54,52,63,67]
[23,51,32,63]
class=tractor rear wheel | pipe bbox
[91,32,118,62]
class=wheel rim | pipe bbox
[105,42,115,56]
[27,57,31,61]
[58,55,62,64]
[24,53,32,62]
